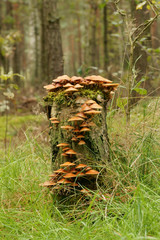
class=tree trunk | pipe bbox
[45,95,110,168]
[103,3,108,71]
[41,0,64,83]
[130,0,151,98]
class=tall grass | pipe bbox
[0,98,160,240]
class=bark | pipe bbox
[77,12,82,67]
[88,0,98,68]
[150,10,159,49]
[130,0,151,99]
[12,3,22,85]
[47,96,110,168]
[41,0,64,83]
[103,3,108,71]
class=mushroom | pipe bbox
[54,169,68,174]
[90,103,102,109]
[76,164,87,169]
[74,84,84,89]
[41,181,57,187]
[71,137,78,141]
[85,100,96,105]
[57,143,69,147]
[63,83,73,88]
[85,170,99,175]
[85,110,101,115]
[51,120,60,124]
[80,127,91,132]
[60,162,76,167]
[71,76,84,82]
[81,105,92,112]
[77,135,85,139]
[76,112,87,119]
[78,140,86,145]
[49,117,58,121]
[68,116,83,122]
[63,173,77,179]
[57,178,72,184]
[65,149,77,155]
[61,125,74,130]
[64,87,78,93]
[62,147,70,152]
[75,172,85,177]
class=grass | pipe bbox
[0,98,160,240]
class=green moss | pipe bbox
[44,88,104,107]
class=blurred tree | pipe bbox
[41,0,64,82]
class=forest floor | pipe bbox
[0,97,160,240]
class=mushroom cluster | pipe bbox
[42,75,119,196]
[44,75,119,99]
[41,161,99,195]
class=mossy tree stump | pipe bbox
[43,75,119,193]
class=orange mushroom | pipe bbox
[57,143,69,147]
[60,162,76,167]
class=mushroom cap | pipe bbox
[85,110,101,115]
[63,83,73,88]
[85,100,96,105]
[78,140,86,145]
[55,83,62,88]
[57,178,72,184]
[51,120,60,124]
[80,122,89,127]
[61,125,74,130]
[85,167,92,171]
[80,127,91,132]
[57,143,69,147]
[85,170,99,175]
[41,181,57,187]
[62,147,70,152]
[70,168,77,173]
[57,75,71,81]
[49,117,58,121]
[76,164,87,169]
[81,105,92,112]
[77,135,85,139]
[73,129,80,133]
[76,172,85,177]
[71,137,78,141]
[65,149,77,155]
[90,103,102,109]
[63,173,77,178]
[64,87,78,93]
[74,84,84,89]
[85,75,112,83]
[43,84,56,90]
[54,169,68,174]
[102,83,119,87]
[68,116,83,122]
[71,76,83,82]
[76,112,87,119]
[60,161,76,167]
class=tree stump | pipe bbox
[43,75,119,195]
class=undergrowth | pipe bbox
[0,98,160,240]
